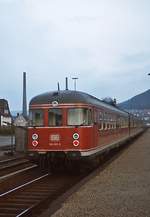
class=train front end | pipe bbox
[27,94,95,163]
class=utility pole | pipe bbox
[57,82,60,91]
[22,72,27,118]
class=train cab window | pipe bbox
[68,108,92,126]
[29,110,43,126]
[48,108,62,126]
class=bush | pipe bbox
[0,127,15,135]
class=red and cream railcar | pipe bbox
[27,90,143,162]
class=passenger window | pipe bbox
[99,112,103,121]
[29,110,43,126]
[48,108,62,126]
[99,123,102,129]
[103,123,106,129]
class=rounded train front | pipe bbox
[28,99,95,159]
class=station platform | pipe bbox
[51,129,150,217]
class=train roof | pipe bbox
[30,90,128,116]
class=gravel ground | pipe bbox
[51,129,150,217]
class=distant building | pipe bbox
[0,99,12,126]
[14,114,28,127]
[126,109,150,125]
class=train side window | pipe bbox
[103,123,106,130]
[29,110,43,126]
[48,108,62,126]
[99,111,103,121]
[99,122,103,130]
[68,108,92,126]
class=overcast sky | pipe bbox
[0,0,150,111]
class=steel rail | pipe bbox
[0,164,38,181]
[0,173,49,197]
[0,158,32,175]
[0,156,24,164]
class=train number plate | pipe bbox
[50,134,60,142]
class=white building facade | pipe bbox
[0,99,12,127]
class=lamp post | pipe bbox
[72,77,78,91]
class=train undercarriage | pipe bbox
[28,150,104,173]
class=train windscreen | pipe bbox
[48,108,63,126]
[29,109,44,126]
[67,108,92,126]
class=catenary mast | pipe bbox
[22,72,27,117]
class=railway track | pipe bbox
[0,146,124,217]
[0,156,35,178]
[0,172,83,217]
[0,131,145,217]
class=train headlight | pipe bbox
[73,140,79,147]
[32,133,38,140]
[32,140,38,147]
[73,133,79,140]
